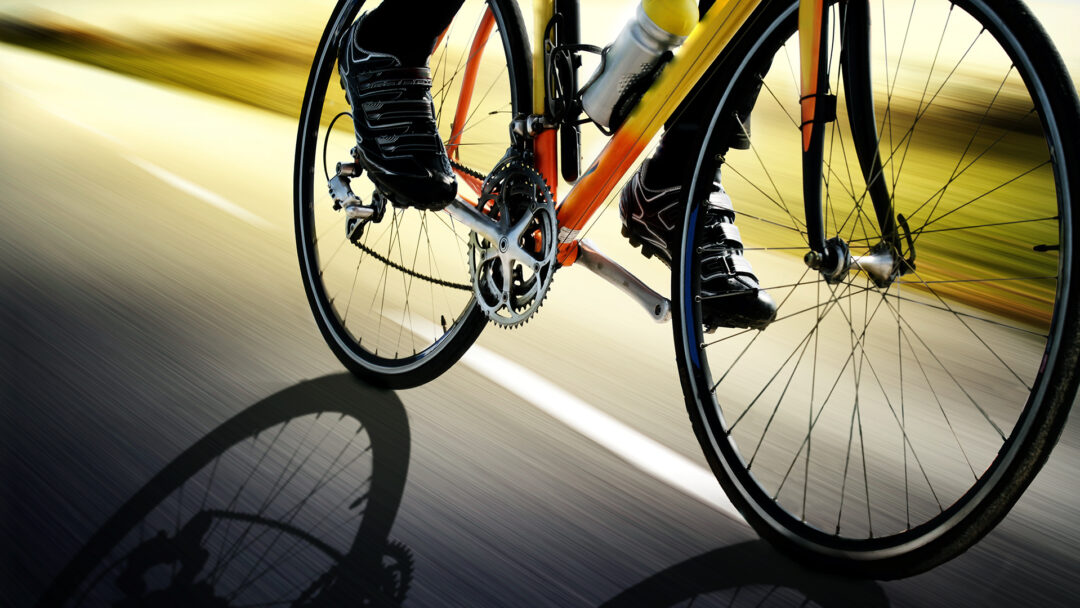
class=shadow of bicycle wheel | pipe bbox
[37,373,413,607]
[601,539,888,607]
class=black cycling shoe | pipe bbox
[619,159,684,265]
[620,160,776,330]
[337,17,456,210]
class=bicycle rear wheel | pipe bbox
[295,0,530,388]
[673,0,1079,577]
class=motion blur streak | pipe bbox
[406,315,743,519]
[126,156,275,230]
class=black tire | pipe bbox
[295,0,531,388]
[673,0,1080,578]
[37,375,411,607]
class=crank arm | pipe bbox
[445,198,543,268]
[576,239,670,322]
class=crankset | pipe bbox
[464,155,558,328]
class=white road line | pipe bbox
[5,80,274,231]
[4,81,122,145]
[394,314,744,521]
[126,156,275,231]
[460,344,744,522]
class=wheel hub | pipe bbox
[805,216,917,288]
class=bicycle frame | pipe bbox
[451,0,886,283]
[539,0,768,265]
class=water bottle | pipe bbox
[580,0,697,130]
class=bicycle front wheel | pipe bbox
[295,0,531,388]
[673,0,1080,577]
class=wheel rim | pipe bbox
[680,0,1071,557]
[297,0,520,374]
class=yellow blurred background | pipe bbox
[3,0,1071,120]
[1,0,1077,327]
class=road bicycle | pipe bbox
[294,0,1080,578]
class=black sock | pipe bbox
[642,123,711,189]
[356,0,466,66]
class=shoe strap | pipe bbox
[706,186,734,215]
[356,67,433,92]
[708,252,756,278]
[712,222,743,248]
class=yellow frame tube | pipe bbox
[533,0,555,113]
[553,0,762,264]
[533,0,559,196]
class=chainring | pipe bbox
[468,158,557,328]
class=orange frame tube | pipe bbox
[799,0,825,152]
[447,9,496,197]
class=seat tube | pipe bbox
[533,0,559,196]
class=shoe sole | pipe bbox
[620,225,673,269]
[704,312,775,332]
[619,226,774,332]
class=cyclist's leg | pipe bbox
[620,0,776,330]
[337,1,466,210]
[356,0,466,66]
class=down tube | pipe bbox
[554,0,761,265]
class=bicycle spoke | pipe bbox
[881,291,1047,337]
[910,65,1015,234]
[904,265,1036,390]
[914,160,1051,234]
[733,211,809,236]
[888,297,1008,440]
[849,215,1057,241]
[896,308,979,480]
[734,117,808,236]
[749,334,816,468]
[727,279,856,431]
[882,7,977,204]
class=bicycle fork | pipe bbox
[800,0,915,288]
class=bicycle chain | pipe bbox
[345,158,557,310]
[344,160,486,292]
[450,159,485,181]
[351,238,471,291]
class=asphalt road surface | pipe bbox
[2,45,1080,607]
